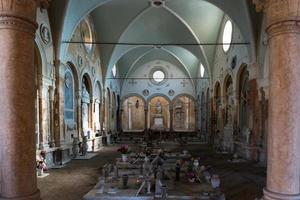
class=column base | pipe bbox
[0,190,40,200]
[264,188,300,200]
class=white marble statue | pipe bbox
[82,83,90,133]
[156,99,162,114]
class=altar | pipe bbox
[152,114,164,130]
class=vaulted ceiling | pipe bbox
[52,0,256,86]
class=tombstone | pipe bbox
[72,137,79,158]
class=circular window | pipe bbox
[222,20,233,52]
[153,70,165,83]
[112,65,117,78]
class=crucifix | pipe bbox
[128,78,137,85]
[180,79,188,87]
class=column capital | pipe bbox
[255,0,300,37]
[0,0,40,35]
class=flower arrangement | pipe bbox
[117,145,130,154]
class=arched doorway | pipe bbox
[111,92,117,131]
[94,82,102,134]
[213,82,222,147]
[223,75,234,152]
[148,96,170,130]
[122,96,145,132]
[238,66,250,144]
[81,74,93,139]
[172,95,196,132]
[104,88,111,132]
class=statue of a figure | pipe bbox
[72,137,79,158]
[82,103,89,131]
[82,136,88,156]
[226,84,234,125]
[156,99,162,114]
[82,83,90,132]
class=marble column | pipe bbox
[76,90,82,139]
[144,107,148,131]
[49,86,55,147]
[254,1,300,199]
[0,0,41,199]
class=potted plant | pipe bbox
[117,145,130,162]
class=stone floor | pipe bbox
[38,144,266,200]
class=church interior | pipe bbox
[0,0,299,200]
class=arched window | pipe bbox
[222,20,233,52]
[112,65,117,78]
[200,64,205,78]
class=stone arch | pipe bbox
[121,93,146,106]
[237,64,250,143]
[121,95,146,132]
[82,73,93,98]
[236,64,248,97]
[147,95,171,130]
[94,81,102,133]
[171,94,196,105]
[172,94,196,131]
[223,74,234,126]
[213,81,222,146]
[147,94,171,105]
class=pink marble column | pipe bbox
[0,0,41,199]
[254,1,300,199]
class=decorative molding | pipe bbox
[0,14,37,34]
[40,23,51,45]
[266,20,300,37]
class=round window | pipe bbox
[112,65,117,78]
[153,70,165,83]
[222,20,233,52]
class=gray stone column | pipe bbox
[76,90,82,139]
[49,86,55,147]
[0,0,42,199]
[169,106,173,133]
[254,1,300,199]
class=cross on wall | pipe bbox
[128,79,137,85]
[180,79,189,87]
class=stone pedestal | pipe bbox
[0,1,41,199]
[254,1,300,199]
